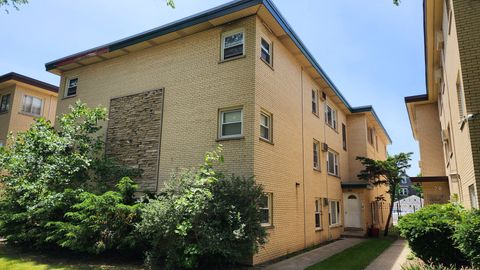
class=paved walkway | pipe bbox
[261,238,365,270]
[364,239,410,270]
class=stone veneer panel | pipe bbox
[106,89,164,192]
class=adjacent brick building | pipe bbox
[406,0,480,208]
[46,0,392,264]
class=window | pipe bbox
[0,140,4,147]
[368,127,376,146]
[325,104,337,129]
[329,200,341,226]
[0,94,10,113]
[219,108,243,138]
[260,112,272,142]
[400,178,407,184]
[469,185,478,209]
[313,140,320,170]
[375,135,379,151]
[259,193,272,226]
[327,150,339,176]
[342,123,347,150]
[66,78,78,97]
[221,30,244,60]
[457,73,466,120]
[21,95,43,116]
[315,199,322,230]
[399,188,409,196]
[312,89,318,115]
[260,38,272,65]
[445,0,453,35]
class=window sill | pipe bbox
[326,124,338,133]
[327,173,340,179]
[259,137,274,145]
[261,224,275,230]
[18,111,41,118]
[313,167,321,172]
[216,136,244,142]
[329,224,343,229]
[312,112,319,118]
[62,94,77,100]
[219,54,246,64]
[315,228,323,232]
[0,111,9,115]
[260,57,274,70]
[460,119,466,131]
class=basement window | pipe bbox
[221,30,244,61]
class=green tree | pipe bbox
[0,0,27,12]
[357,152,412,236]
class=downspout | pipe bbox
[301,66,307,249]
[324,100,330,239]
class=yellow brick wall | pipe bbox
[0,85,15,143]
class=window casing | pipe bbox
[0,94,10,113]
[313,140,320,170]
[327,150,339,176]
[325,104,337,129]
[219,108,243,139]
[260,38,272,65]
[260,112,272,142]
[342,123,347,150]
[312,90,318,115]
[221,30,245,61]
[259,193,273,226]
[21,95,43,116]
[399,188,408,196]
[329,200,341,226]
[315,199,322,230]
[66,78,78,97]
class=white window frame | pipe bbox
[260,111,272,142]
[312,89,319,115]
[221,29,245,61]
[313,140,320,170]
[260,193,273,227]
[325,103,337,129]
[327,150,339,176]
[65,77,78,98]
[219,108,243,139]
[21,95,43,117]
[315,199,322,230]
[329,200,341,226]
[399,187,408,196]
[400,178,407,184]
[260,37,272,66]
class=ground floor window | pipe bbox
[259,193,273,226]
[469,184,478,209]
[329,200,341,226]
[315,199,322,230]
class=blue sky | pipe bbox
[0,0,424,175]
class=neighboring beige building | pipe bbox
[406,0,480,208]
[0,72,58,146]
[46,0,391,264]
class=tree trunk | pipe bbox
[384,192,395,236]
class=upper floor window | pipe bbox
[219,108,243,139]
[260,111,272,142]
[399,188,408,196]
[66,78,78,97]
[327,150,339,176]
[368,127,376,146]
[260,38,272,66]
[329,200,341,226]
[21,95,43,116]
[325,104,337,129]
[313,140,320,170]
[315,199,322,230]
[259,193,273,227]
[400,178,407,184]
[221,30,244,61]
[342,123,347,151]
[312,89,318,115]
[457,72,466,121]
[0,94,11,113]
[469,184,478,209]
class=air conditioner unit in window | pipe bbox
[323,198,329,207]
[435,31,444,51]
[320,91,327,101]
[321,143,329,152]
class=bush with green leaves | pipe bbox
[397,203,467,267]
[136,147,267,269]
[47,177,143,254]
[453,209,480,268]
[0,101,138,248]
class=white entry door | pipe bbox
[344,193,361,228]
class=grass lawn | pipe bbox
[305,237,396,270]
[0,243,144,270]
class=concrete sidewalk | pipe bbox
[261,238,365,270]
[364,239,410,270]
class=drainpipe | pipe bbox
[301,66,307,249]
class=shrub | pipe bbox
[47,177,142,254]
[453,209,480,268]
[401,262,469,270]
[397,203,467,267]
[136,147,267,269]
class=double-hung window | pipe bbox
[325,104,337,129]
[66,78,78,97]
[312,90,318,115]
[260,38,272,65]
[219,108,243,139]
[21,95,43,116]
[222,30,245,60]
[313,140,320,170]
[342,123,347,151]
[260,112,272,142]
[0,94,10,113]
[329,200,341,226]
[259,193,273,226]
[327,150,339,176]
[399,188,408,196]
[315,199,322,230]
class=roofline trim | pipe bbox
[0,72,58,93]
[410,176,448,183]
